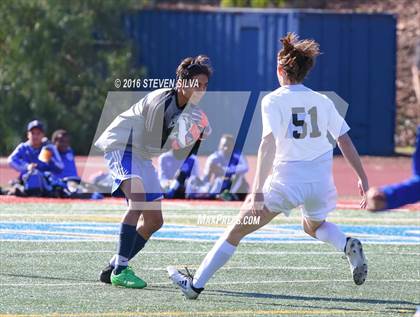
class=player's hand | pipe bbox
[366,187,387,211]
[244,192,265,216]
[191,107,211,139]
[358,177,369,209]
[27,163,37,172]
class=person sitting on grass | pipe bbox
[51,129,80,181]
[7,120,63,196]
[367,125,420,211]
[158,147,200,199]
[201,134,249,200]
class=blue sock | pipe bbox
[114,223,137,274]
[128,232,148,260]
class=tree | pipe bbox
[0,0,147,155]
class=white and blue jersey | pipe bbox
[95,88,204,201]
[7,141,63,178]
[95,88,195,159]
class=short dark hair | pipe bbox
[277,33,320,83]
[51,129,68,143]
[176,55,213,80]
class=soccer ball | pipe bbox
[170,110,209,150]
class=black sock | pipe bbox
[128,232,148,260]
[191,285,204,293]
[114,223,137,274]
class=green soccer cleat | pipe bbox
[110,267,147,289]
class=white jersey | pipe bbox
[95,88,182,159]
[261,84,349,183]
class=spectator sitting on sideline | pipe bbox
[7,120,63,196]
[51,129,80,181]
[192,134,249,200]
[158,148,200,199]
[367,125,420,211]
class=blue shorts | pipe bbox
[104,149,163,201]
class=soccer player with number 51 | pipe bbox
[168,33,370,299]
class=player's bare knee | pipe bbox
[140,213,164,235]
[122,208,141,225]
[302,220,316,238]
[150,217,164,233]
[143,219,163,235]
[121,178,146,202]
[125,208,140,216]
[302,218,324,238]
[302,222,315,237]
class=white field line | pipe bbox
[0,214,121,217]
[0,266,329,272]
[0,236,420,244]
[151,237,420,245]
[0,214,418,223]
[0,250,419,256]
[1,279,419,287]
[1,222,420,232]
[0,229,115,240]
[1,238,420,245]
[126,266,329,271]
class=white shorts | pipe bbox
[263,179,337,222]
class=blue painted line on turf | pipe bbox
[0,222,419,244]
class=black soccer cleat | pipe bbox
[99,264,114,284]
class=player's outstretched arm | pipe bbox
[337,133,369,208]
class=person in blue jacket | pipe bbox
[367,125,420,211]
[51,129,79,181]
[8,120,63,178]
[202,134,249,200]
[7,120,64,196]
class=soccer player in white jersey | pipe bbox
[167,33,369,299]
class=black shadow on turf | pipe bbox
[0,272,97,282]
[211,289,418,306]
